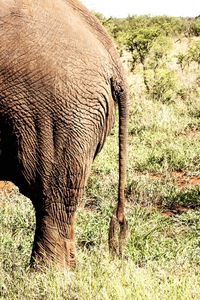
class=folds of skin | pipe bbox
[0,0,128,267]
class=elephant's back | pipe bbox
[0,0,116,67]
[0,0,120,100]
[1,1,121,106]
[0,0,119,169]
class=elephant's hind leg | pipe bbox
[30,159,87,269]
[31,200,78,268]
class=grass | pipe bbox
[1,37,200,299]
[1,190,200,299]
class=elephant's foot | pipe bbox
[31,238,76,270]
[108,211,128,257]
[31,215,76,269]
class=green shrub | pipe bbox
[187,18,200,36]
[146,68,177,103]
[188,40,200,65]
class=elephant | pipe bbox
[0,0,128,268]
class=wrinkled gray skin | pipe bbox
[0,0,128,268]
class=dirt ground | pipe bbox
[0,181,15,192]
[149,171,200,188]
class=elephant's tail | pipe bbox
[108,76,129,256]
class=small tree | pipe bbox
[187,18,200,37]
[147,35,172,70]
[176,53,188,71]
[188,41,200,67]
[177,40,200,70]
[126,27,160,92]
[146,68,177,103]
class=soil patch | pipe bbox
[184,129,200,140]
[160,205,194,217]
[149,171,200,189]
[0,181,15,192]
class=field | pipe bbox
[1,20,200,300]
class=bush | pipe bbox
[146,69,177,103]
[188,40,200,66]
[187,18,200,36]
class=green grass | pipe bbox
[1,191,200,299]
[1,37,200,299]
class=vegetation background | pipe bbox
[1,14,200,300]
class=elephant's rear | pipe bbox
[0,0,119,179]
[0,0,128,267]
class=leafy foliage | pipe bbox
[188,40,200,65]
[146,68,177,103]
[96,15,200,48]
